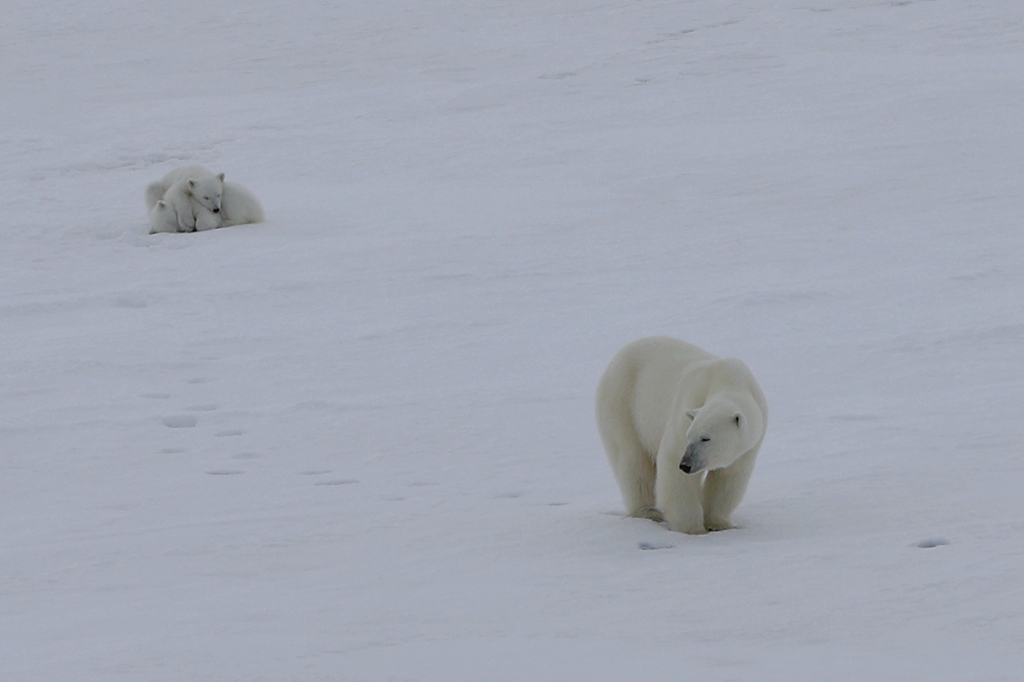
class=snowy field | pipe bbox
[3,0,1024,679]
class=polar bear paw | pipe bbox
[630,506,664,523]
[704,517,736,532]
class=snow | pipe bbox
[2,0,1023,679]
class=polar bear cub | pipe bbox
[148,199,180,234]
[596,336,768,534]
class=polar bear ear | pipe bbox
[156,200,166,208]
[684,409,698,420]
[733,412,742,427]
[217,173,225,181]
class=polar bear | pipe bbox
[219,181,264,227]
[145,166,263,232]
[148,199,180,234]
[596,336,768,534]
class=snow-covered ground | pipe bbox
[3,0,1023,679]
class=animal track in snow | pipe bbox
[314,479,359,486]
[914,537,950,549]
[186,404,220,412]
[206,470,244,476]
[638,541,674,550]
[162,415,197,428]
[215,429,244,437]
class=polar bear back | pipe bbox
[145,165,215,210]
[220,181,264,226]
[598,337,766,459]
[158,165,215,194]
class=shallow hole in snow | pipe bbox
[638,541,674,551]
[315,479,359,486]
[914,537,950,549]
[206,470,245,476]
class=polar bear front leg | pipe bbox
[176,210,197,233]
[702,446,759,531]
[655,447,706,534]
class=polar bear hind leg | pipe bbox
[615,443,662,522]
[605,438,662,521]
[597,407,661,521]
[593,372,663,520]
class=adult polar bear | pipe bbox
[596,337,767,535]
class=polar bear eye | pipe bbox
[700,436,710,442]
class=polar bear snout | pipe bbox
[680,442,704,474]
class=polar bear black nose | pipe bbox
[212,208,220,213]
[680,462,692,474]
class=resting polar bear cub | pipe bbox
[596,337,767,534]
[148,199,179,234]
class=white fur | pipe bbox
[145,165,224,231]
[145,166,262,232]
[145,165,217,210]
[219,181,264,226]
[162,178,222,232]
[596,336,768,534]
[144,181,167,212]
[148,200,179,234]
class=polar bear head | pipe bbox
[187,173,225,213]
[148,199,178,234]
[679,397,763,474]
